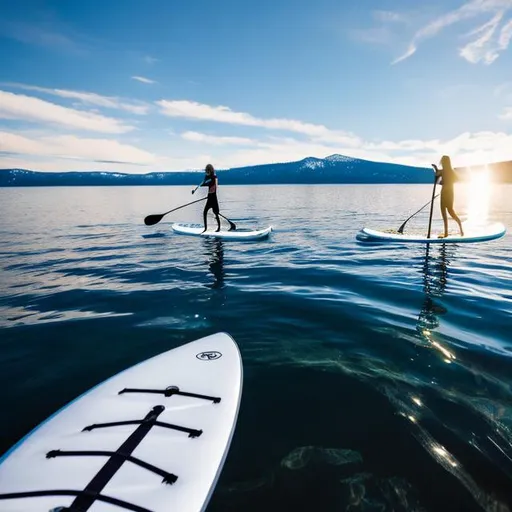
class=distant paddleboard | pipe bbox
[0,332,243,512]
[358,222,506,244]
[172,222,272,241]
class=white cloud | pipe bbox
[1,128,511,172]
[0,90,134,133]
[157,99,362,144]
[393,0,512,65]
[176,130,512,170]
[1,83,149,115]
[499,107,512,119]
[132,76,157,85]
[0,131,156,165]
[181,131,254,146]
[157,99,330,136]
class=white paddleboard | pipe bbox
[358,222,506,244]
[0,332,243,512]
[172,222,272,241]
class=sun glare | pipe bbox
[465,166,492,226]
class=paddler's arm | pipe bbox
[192,175,207,194]
[431,164,442,183]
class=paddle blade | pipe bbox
[219,214,236,231]
[144,214,164,226]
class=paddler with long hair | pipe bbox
[431,155,464,238]
[192,163,221,233]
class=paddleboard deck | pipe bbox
[358,222,506,244]
[0,332,243,512]
[172,223,272,240]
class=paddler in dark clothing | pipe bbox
[431,155,464,238]
[192,163,221,232]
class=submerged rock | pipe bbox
[281,446,363,471]
[339,473,427,512]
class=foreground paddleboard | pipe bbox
[358,222,506,244]
[0,332,243,512]
[172,222,272,240]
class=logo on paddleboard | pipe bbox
[196,351,222,361]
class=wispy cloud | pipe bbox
[0,131,155,165]
[393,0,512,65]
[181,131,254,146]
[351,27,395,45]
[460,11,504,63]
[0,90,134,133]
[1,83,149,115]
[499,16,512,46]
[157,99,358,141]
[351,10,409,46]
[144,55,159,65]
[494,81,512,98]
[372,10,408,24]
[0,20,87,54]
[132,76,157,85]
[499,107,512,119]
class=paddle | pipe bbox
[144,197,207,226]
[398,193,440,234]
[426,167,439,239]
[219,214,236,231]
[397,165,440,235]
[191,178,204,195]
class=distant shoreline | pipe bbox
[1,154,510,187]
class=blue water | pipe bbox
[1,184,511,511]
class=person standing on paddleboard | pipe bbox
[432,155,464,238]
[192,164,221,233]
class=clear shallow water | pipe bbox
[0,184,511,511]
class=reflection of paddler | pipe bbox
[205,238,225,289]
[431,155,464,238]
[417,245,449,333]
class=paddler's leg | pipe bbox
[448,207,464,236]
[213,195,221,232]
[203,201,210,233]
[438,194,449,238]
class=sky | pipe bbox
[1,0,512,173]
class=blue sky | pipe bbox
[1,0,512,172]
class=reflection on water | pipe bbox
[417,244,453,360]
[203,238,225,289]
[404,243,512,512]
[236,241,512,510]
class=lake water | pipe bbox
[0,184,511,511]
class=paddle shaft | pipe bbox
[144,197,208,225]
[426,175,439,239]
[192,178,204,194]
[162,196,206,216]
[398,193,440,234]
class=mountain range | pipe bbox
[0,154,510,186]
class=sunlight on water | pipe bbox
[465,166,492,225]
